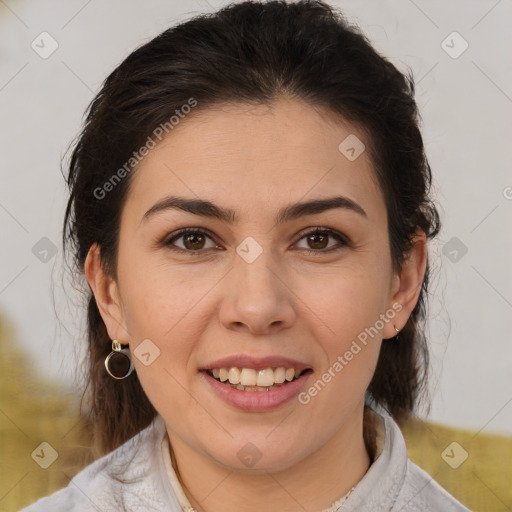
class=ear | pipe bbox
[383,229,428,340]
[84,243,131,344]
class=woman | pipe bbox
[21,1,471,510]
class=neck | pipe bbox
[167,405,372,512]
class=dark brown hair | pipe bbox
[63,0,440,455]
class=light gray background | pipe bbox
[1,0,511,434]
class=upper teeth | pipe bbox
[211,367,301,387]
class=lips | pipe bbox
[198,355,313,411]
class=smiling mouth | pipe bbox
[203,367,313,391]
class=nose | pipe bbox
[218,247,297,336]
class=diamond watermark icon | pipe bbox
[338,134,365,161]
[236,236,263,264]
[441,31,469,59]
[441,441,468,469]
[134,338,161,366]
[31,31,59,59]
[237,442,262,468]
[442,236,468,263]
[31,442,58,469]
[32,237,58,263]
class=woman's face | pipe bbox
[92,97,413,472]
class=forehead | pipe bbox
[123,97,386,225]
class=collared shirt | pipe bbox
[19,407,471,512]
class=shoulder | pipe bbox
[347,406,472,511]
[18,416,179,512]
[395,458,472,511]
[377,409,471,511]
[18,448,127,512]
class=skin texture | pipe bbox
[86,97,427,512]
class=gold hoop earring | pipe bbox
[105,340,134,379]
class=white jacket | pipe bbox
[20,407,471,511]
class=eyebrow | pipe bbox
[141,195,367,225]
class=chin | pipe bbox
[205,437,312,474]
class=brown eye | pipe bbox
[164,228,218,254]
[295,228,348,253]
[306,232,329,250]
[183,232,206,250]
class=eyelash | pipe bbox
[162,227,349,256]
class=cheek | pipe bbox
[299,283,383,423]
[120,265,204,423]
[117,252,198,339]
[306,259,391,338]
[301,262,389,394]
[117,256,219,389]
